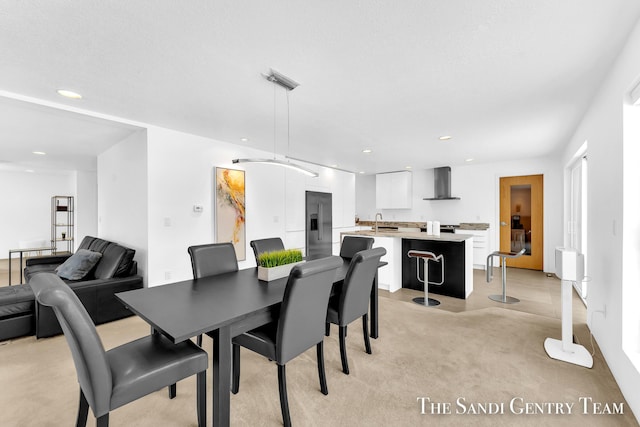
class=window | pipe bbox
[622,95,640,368]
[568,148,588,303]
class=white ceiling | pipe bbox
[1,1,639,174]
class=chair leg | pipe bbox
[76,388,89,427]
[231,343,240,394]
[278,364,292,427]
[197,334,203,347]
[339,325,349,375]
[325,322,330,336]
[197,370,206,427]
[96,414,109,427]
[316,342,329,395]
[362,313,372,354]
[168,383,176,399]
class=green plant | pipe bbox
[257,249,303,268]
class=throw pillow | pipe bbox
[55,249,103,280]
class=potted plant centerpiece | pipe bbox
[257,249,304,281]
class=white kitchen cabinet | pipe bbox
[455,228,491,270]
[376,171,412,209]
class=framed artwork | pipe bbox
[215,167,246,260]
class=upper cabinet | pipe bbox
[376,171,412,209]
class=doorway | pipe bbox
[499,174,544,270]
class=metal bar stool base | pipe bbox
[488,294,520,304]
[413,297,441,307]
[486,249,526,306]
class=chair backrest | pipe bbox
[250,238,285,265]
[29,272,112,417]
[188,242,239,279]
[339,236,374,260]
[276,256,342,364]
[338,247,387,325]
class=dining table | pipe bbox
[115,257,386,427]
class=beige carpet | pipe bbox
[0,296,637,426]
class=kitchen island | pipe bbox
[340,230,474,299]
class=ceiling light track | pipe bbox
[262,68,300,91]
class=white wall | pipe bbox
[0,170,75,256]
[356,156,563,272]
[74,170,98,250]
[144,127,355,287]
[97,129,149,280]
[560,17,640,419]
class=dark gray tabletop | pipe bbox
[116,259,386,343]
[116,268,290,343]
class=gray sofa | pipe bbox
[0,236,143,340]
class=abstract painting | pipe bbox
[215,167,246,260]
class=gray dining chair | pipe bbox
[29,272,207,427]
[339,236,374,260]
[188,242,239,346]
[326,247,386,374]
[231,256,343,427]
[188,241,239,279]
[325,235,375,337]
[250,237,285,265]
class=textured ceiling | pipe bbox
[1,1,639,174]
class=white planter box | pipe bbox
[258,261,304,281]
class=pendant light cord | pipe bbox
[273,82,277,160]
[271,76,292,160]
[286,89,290,157]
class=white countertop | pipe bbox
[342,230,473,242]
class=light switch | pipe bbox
[164,217,172,227]
[193,205,203,213]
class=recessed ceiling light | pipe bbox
[359,171,365,174]
[25,169,34,173]
[32,151,46,155]
[405,166,412,169]
[465,158,474,162]
[57,89,82,99]
[240,138,249,142]
[330,164,339,168]
[362,149,372,154]
[439,135,452,141]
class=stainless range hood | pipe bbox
[423,166,460,200]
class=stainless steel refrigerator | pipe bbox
[305,191,332,259]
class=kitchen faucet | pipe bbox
[375,213,383,234]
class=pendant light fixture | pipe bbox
[232,69,318,177]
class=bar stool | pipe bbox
[486,248,526,304]
[407,250,445,307]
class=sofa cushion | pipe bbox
[77,235,97,250]
[87,238,110,254]
[94,244,128,279]
[23,263,58,282]
[114,247,135,277]
[78,236,135,278]
[55,249,103,280]
[0,285,34,319]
